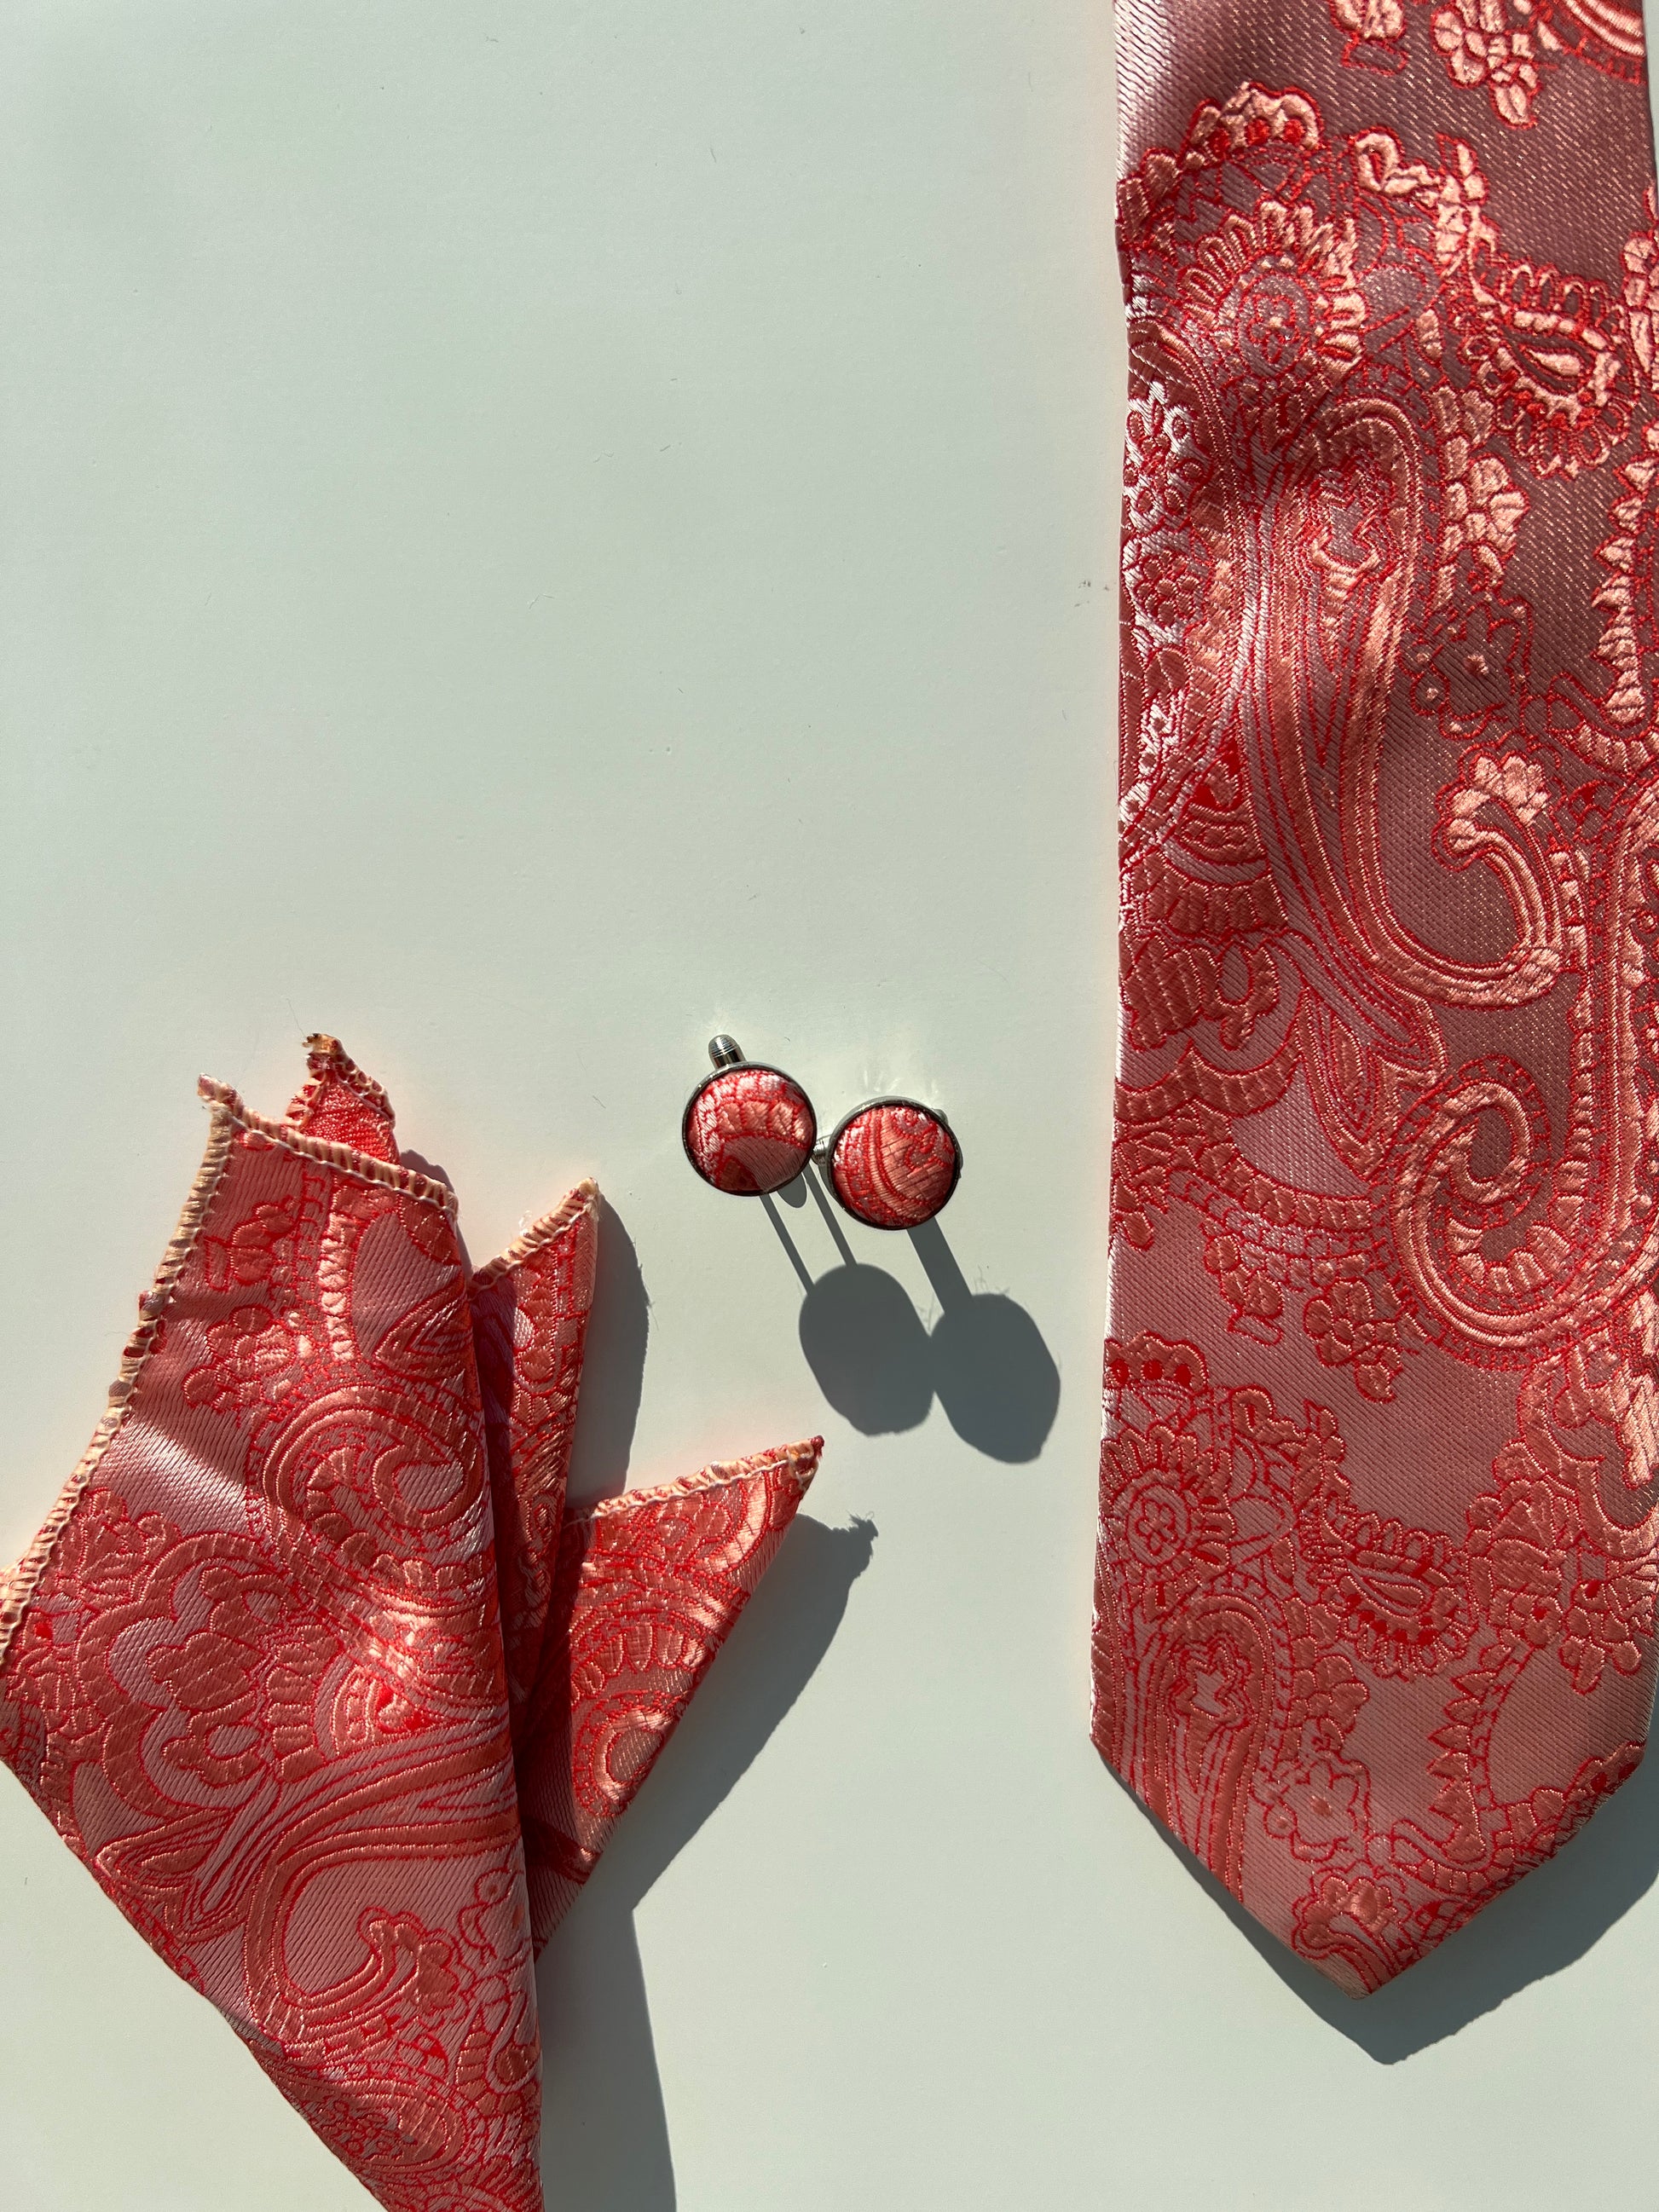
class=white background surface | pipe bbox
[1,4,1656,2208]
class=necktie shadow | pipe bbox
[763,1174,1061,1463]
[538,1197,876,2209]
[1106,1747,1659,2059]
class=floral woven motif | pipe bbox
[1100,9,1659,1991]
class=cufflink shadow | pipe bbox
[910,1219,1061,1463]
[1107,1746,1659,2060]
[796,1261,935,1433]
[764,1176,1061,1463]
[535,1513,876,2209]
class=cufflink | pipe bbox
[683,1035,961,1227]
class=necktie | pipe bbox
[1096,1,1659,1992]
[0,1038,819,2205]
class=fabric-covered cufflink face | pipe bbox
[821,1100,962,1230]
[683,1058,818,1196]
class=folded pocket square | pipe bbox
[0,1037,820,2210]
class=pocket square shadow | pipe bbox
[564,1195,650,1505]
[536,1194,873,2206]
[535,1513,876,2208]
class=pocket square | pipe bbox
[0,1037,820,2209]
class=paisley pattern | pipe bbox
[0,1040,820,2201]
[683,1066,816,1196]
[825,1101,962,1229]
[1100,17,1659,1990]
[471,1189,601,1736]
[469,1188,820,1949]
[513,1447,820,1943]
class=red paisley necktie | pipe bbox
[0,1038,819,2207]
[1095,0,1659,1991]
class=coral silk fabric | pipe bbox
[0,1042,819,2205]
[1096,6,1659,1990]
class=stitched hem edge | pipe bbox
[0,1099,241,1672]
[197,1076,459,1213]
[471,1179,599,1288]
[571,1435,824,1527]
